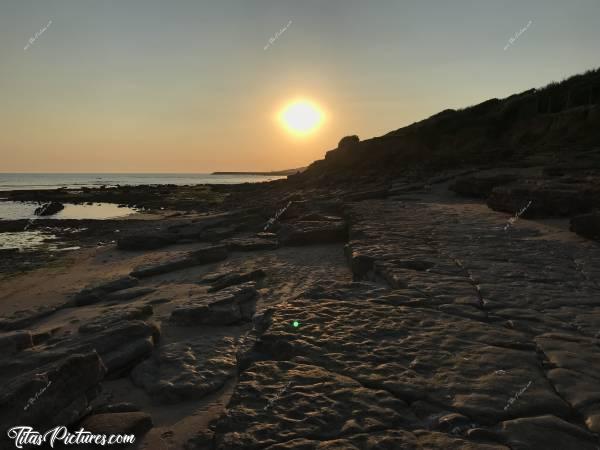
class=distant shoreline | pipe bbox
[212,168,305,176]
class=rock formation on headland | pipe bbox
[1,68,600,449]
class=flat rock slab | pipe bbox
[487,180,600,217]
[0,305,61,331]
[225,236,279,251]
[131,245,227,278]
[261,430,507,450]
[79,304,153,334]
[72,276,140,306]
[257,297,567,424]
[0,320,159,379]
[279,220,347,246]
[346,199,600,323]
[213,360,419,449]
[486,415,598,450]
[208,269,266,292]
[536,333,600,432]
[131,336,238,404]
[296,279,389,300]
[171,283,258,326]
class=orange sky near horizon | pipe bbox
[1,0,599,173]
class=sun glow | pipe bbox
[279,100,324,135]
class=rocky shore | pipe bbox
[1,159,599,449]
[2,69,600,449]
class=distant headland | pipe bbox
[211,167,305,176]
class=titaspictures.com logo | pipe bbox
[7,426,135,448]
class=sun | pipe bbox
[279,100,324,135]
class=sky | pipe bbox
[0,0,599,173]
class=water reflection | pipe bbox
[0,231,57,251]
[0,201,136,221]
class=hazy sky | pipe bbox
[1,0,599,172]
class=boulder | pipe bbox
[72,276,140,306]
[0,320,159,380]
[570,212,600,241]
[0,305,62,331]
[131,245,227,278]
[208,269,266,292]
[34,201,64,216]
[130,336,238,404]
[79,305,153,334]
[337,134,360,150]
[345,245,376,279]
[171,283,258,326]
[0,352,106,433]
[0,331,34,354]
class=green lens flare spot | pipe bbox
[292,321,300,328]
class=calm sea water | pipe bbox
[0,173,284,191]
[0,173,284,250]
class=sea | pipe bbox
[0,173,284,191]
[0,173,284,251]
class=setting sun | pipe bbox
[279,100,324,135]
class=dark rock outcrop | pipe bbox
[0,330,34,354]
[208,269,266,292]
[0,305,63,331]
[131,245,227,278]
[337,134,360,150]
[0,352,106,434]
[79,305,153,334]
[72,276,140,306]
[171,283,258,326]
[279,220,347,246]
[224,236,278,251]
[34,201,64,216]
[487,180,600,217]
[571,212,600,240]
[130,336,238,404]
[450,174,519,198]
[0,320,159,380]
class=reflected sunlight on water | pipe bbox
[0,201,136,221]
